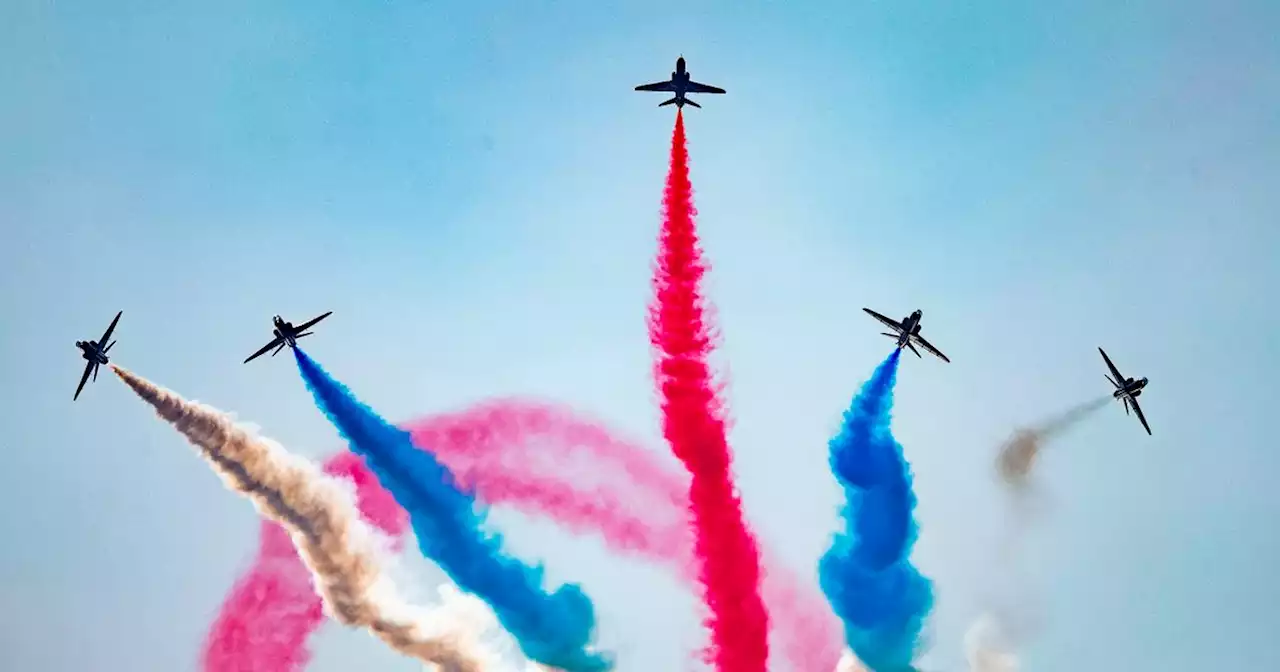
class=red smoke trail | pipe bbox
[204,402,839,671]
[647,109,770,671]
[431,443,840,672]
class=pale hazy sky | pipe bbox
[2,1,1278,671]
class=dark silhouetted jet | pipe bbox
[244,312,332,363]
[74,310,121,401]
[862,308,951,363]
[1099,347,1151,435]
[634,56,726,109]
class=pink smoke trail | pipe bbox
[412,410,843,672]
[111,366,484,671]
[204,401,840,672]
[202,453,407,671]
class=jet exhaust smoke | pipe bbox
[834,651,868,672]
[996,397,1110,489]
[202,451,413,671]
[414,411,841,672]
[819,349,934,672]
[108,365,486,672]
[647,109,770,672]
[291,349,612,672]
[966,396,1109,672]
[208,401,842,672]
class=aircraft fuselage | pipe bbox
[896,311,923,348]
[668,58,692,97]
[1115,377,1148,399]
[77,340,108,364]
[272,316,301,347]
[273,326,298,347]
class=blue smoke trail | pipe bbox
[292,348,613,672]
[819,349,934,672]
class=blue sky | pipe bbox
[2,1,1278,670]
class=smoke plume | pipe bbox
[966,396,1109,672]
[205,400,844,671]
[411,408,842,672]
[647,108,770,672]
[292,349,611,672]
[110,365,487,672]
[819,349,934,672]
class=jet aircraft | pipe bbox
[862,308,951,363]
[634,56,726,108]
[243,312,333,363]
[73,310,122,401]
[1099,347,1151,435]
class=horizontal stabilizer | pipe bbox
[659,97,678,107]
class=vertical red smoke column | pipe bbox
[648,110,770,672]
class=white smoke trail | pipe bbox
[111,365,493,671]
[963,615,1017,672]
[834,650,866,672]
[965,396,1109,672]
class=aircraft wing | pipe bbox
[73,361,94,400]
[685,80,726,94]
[1098,347,1125,383]
[912,334,951,363]
[635,80,676,92]
[244,336,284,364]
[295,311,333,332]
[99,311,122,346]
[1128,396,1152,435]
[862,308,903,332]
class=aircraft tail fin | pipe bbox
[1123,397,1131,415]
[272,343,286,357]
[685,98,702,108]
[92,362,99,381]
[105,340,116,353]
[659,97,679,107]
[907,342,922,358]
[297,332,313,338]
[1105,374,1119,388]
[881,332,898,338]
